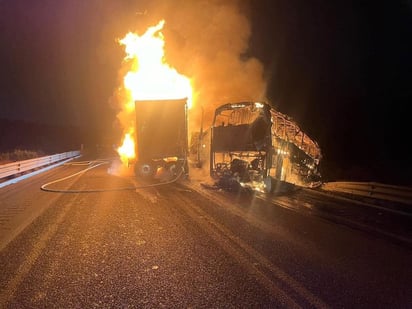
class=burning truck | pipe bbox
[209,101,322,192]
[133,98,189,181]
[114,20,193,181]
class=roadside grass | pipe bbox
[0,149,44,165]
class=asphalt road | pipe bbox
[0,158,411,308]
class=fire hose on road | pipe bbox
[40,159,187,193]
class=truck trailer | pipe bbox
[133,98,189,181]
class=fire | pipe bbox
[116,20,192,165]
[117,132,135,165]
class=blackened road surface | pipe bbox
[0,158,411,308]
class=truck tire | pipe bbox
[135,162,155,178]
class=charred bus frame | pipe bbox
[210,102,322,192]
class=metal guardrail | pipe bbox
[321,181,412,205]
[0,151,80,180]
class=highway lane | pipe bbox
[0,161,91,251]
[0,158,411,308]
[261,187,412,247]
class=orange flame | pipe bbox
[117,132,135,165]
[116,20,192,165]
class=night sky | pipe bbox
[0,0,411,185]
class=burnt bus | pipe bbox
[210,102,322,192]
[134,98,189,180]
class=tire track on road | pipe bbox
[0,193,79,307]
[165,187,330,309]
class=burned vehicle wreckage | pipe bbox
[130,99,321,192]
[209,102,322,192]
[133,98,189,180]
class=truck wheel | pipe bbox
[135,162,155,178]
[165,162,178,177]
[165,161,187,179]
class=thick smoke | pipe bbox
[109,0,267,135]
[154,0,267,131]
